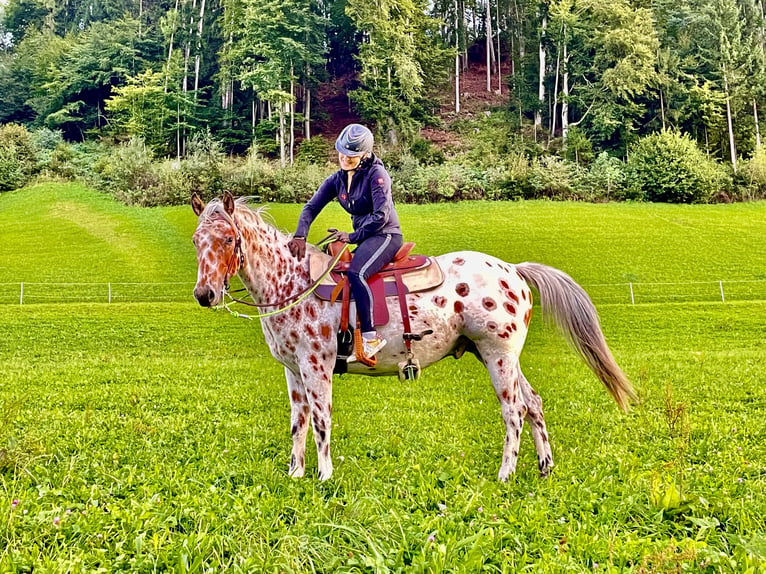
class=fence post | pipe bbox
[719,280,725,303]
[20,282,23,305]
[629,282,635,305]
[108,282,111,304]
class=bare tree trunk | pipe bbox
[496,0,502,94]
[486,0,492,92]
[755,98,762,150]
[660,88,666,130]
[535,15,547,137]
[549,42,560,146]
[562,38,569,145]
[290,67,295,165]
[455,0,461,112]
[724,69,737,173]
[305,82,311,140]
[183,0,197,96]
[164,0,180,93]
[193,0,206,97]
[279,102,286,168]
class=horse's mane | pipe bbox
[200,197,283,234]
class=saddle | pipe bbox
[309,240,444,373]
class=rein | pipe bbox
[217,241,350,321]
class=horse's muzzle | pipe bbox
[194,286,218,307]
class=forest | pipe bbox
[1,0,766,203]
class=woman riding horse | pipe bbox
[288,124,403,363]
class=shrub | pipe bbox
[296,136,333,165]
[735,149,766,200]
[95,138,159,205]
[30,128,64,170]
[627,130,732,203]
[0,146,25,191]
[580,152,631,201]
[224,149,332,203]
[528,156,585,200]
[490,154,533,200]
[393,162,488,203]
[184,130,225,197]
[409,138,445,166]
[0,123,37,191]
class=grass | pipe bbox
[0,183,765,572]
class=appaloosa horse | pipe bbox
[191,192,636,481]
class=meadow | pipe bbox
[0,183,765,572]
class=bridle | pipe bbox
[209,216,348,320]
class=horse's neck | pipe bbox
[236,213,316,305]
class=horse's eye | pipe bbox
[226,237,234,244]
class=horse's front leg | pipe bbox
[298,356,334,480]
[285,367,310,478]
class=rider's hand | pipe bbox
[288,236,306,259]
[337,231,351,243]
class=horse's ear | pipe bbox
[222,190,236,215]
[191,193,205,217]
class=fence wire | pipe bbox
[1,279,766,306]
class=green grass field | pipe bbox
[1,183,765,572]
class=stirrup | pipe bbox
[347,331,384,366]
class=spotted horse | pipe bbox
[191,192,637,481]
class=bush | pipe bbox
[392,161,488,203]
[580,152,632,201]
[490,154,533,200]
[184,130,225,197]
[95,138,160,205]
[627,130,732,203]
[0,123,37,191]
[528,156,585,200]
[409,138,445,166]
[224,148,332,203]
[30,128,64,171]
[296,136,333,165]
[735,149,766,200]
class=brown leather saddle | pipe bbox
[309,240,444,375]
[310,241,444,327]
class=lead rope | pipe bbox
[215,244,350,320]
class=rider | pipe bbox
[287,124,403,362]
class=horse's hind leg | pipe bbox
[518,368,553,477]
[477,346,527,481]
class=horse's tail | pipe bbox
[515,262,637,412]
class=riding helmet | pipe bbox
[335,124,374,157]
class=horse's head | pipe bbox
[191,191,243,307]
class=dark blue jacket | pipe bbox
[295,155,402,244]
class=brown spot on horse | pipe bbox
[432,295,447,308]
[456,283,470,297]
[482,297,497,311]
[504,302,516,315]
[454,301,464,313]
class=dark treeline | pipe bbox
[0,0,765,198]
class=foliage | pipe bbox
[735,148,766,200]
[409,137,446,166]
[580,152,631,200]
[528,155,586,200]
[627,130,732,203]
[0,123,36,190]
[295,135,332,165]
